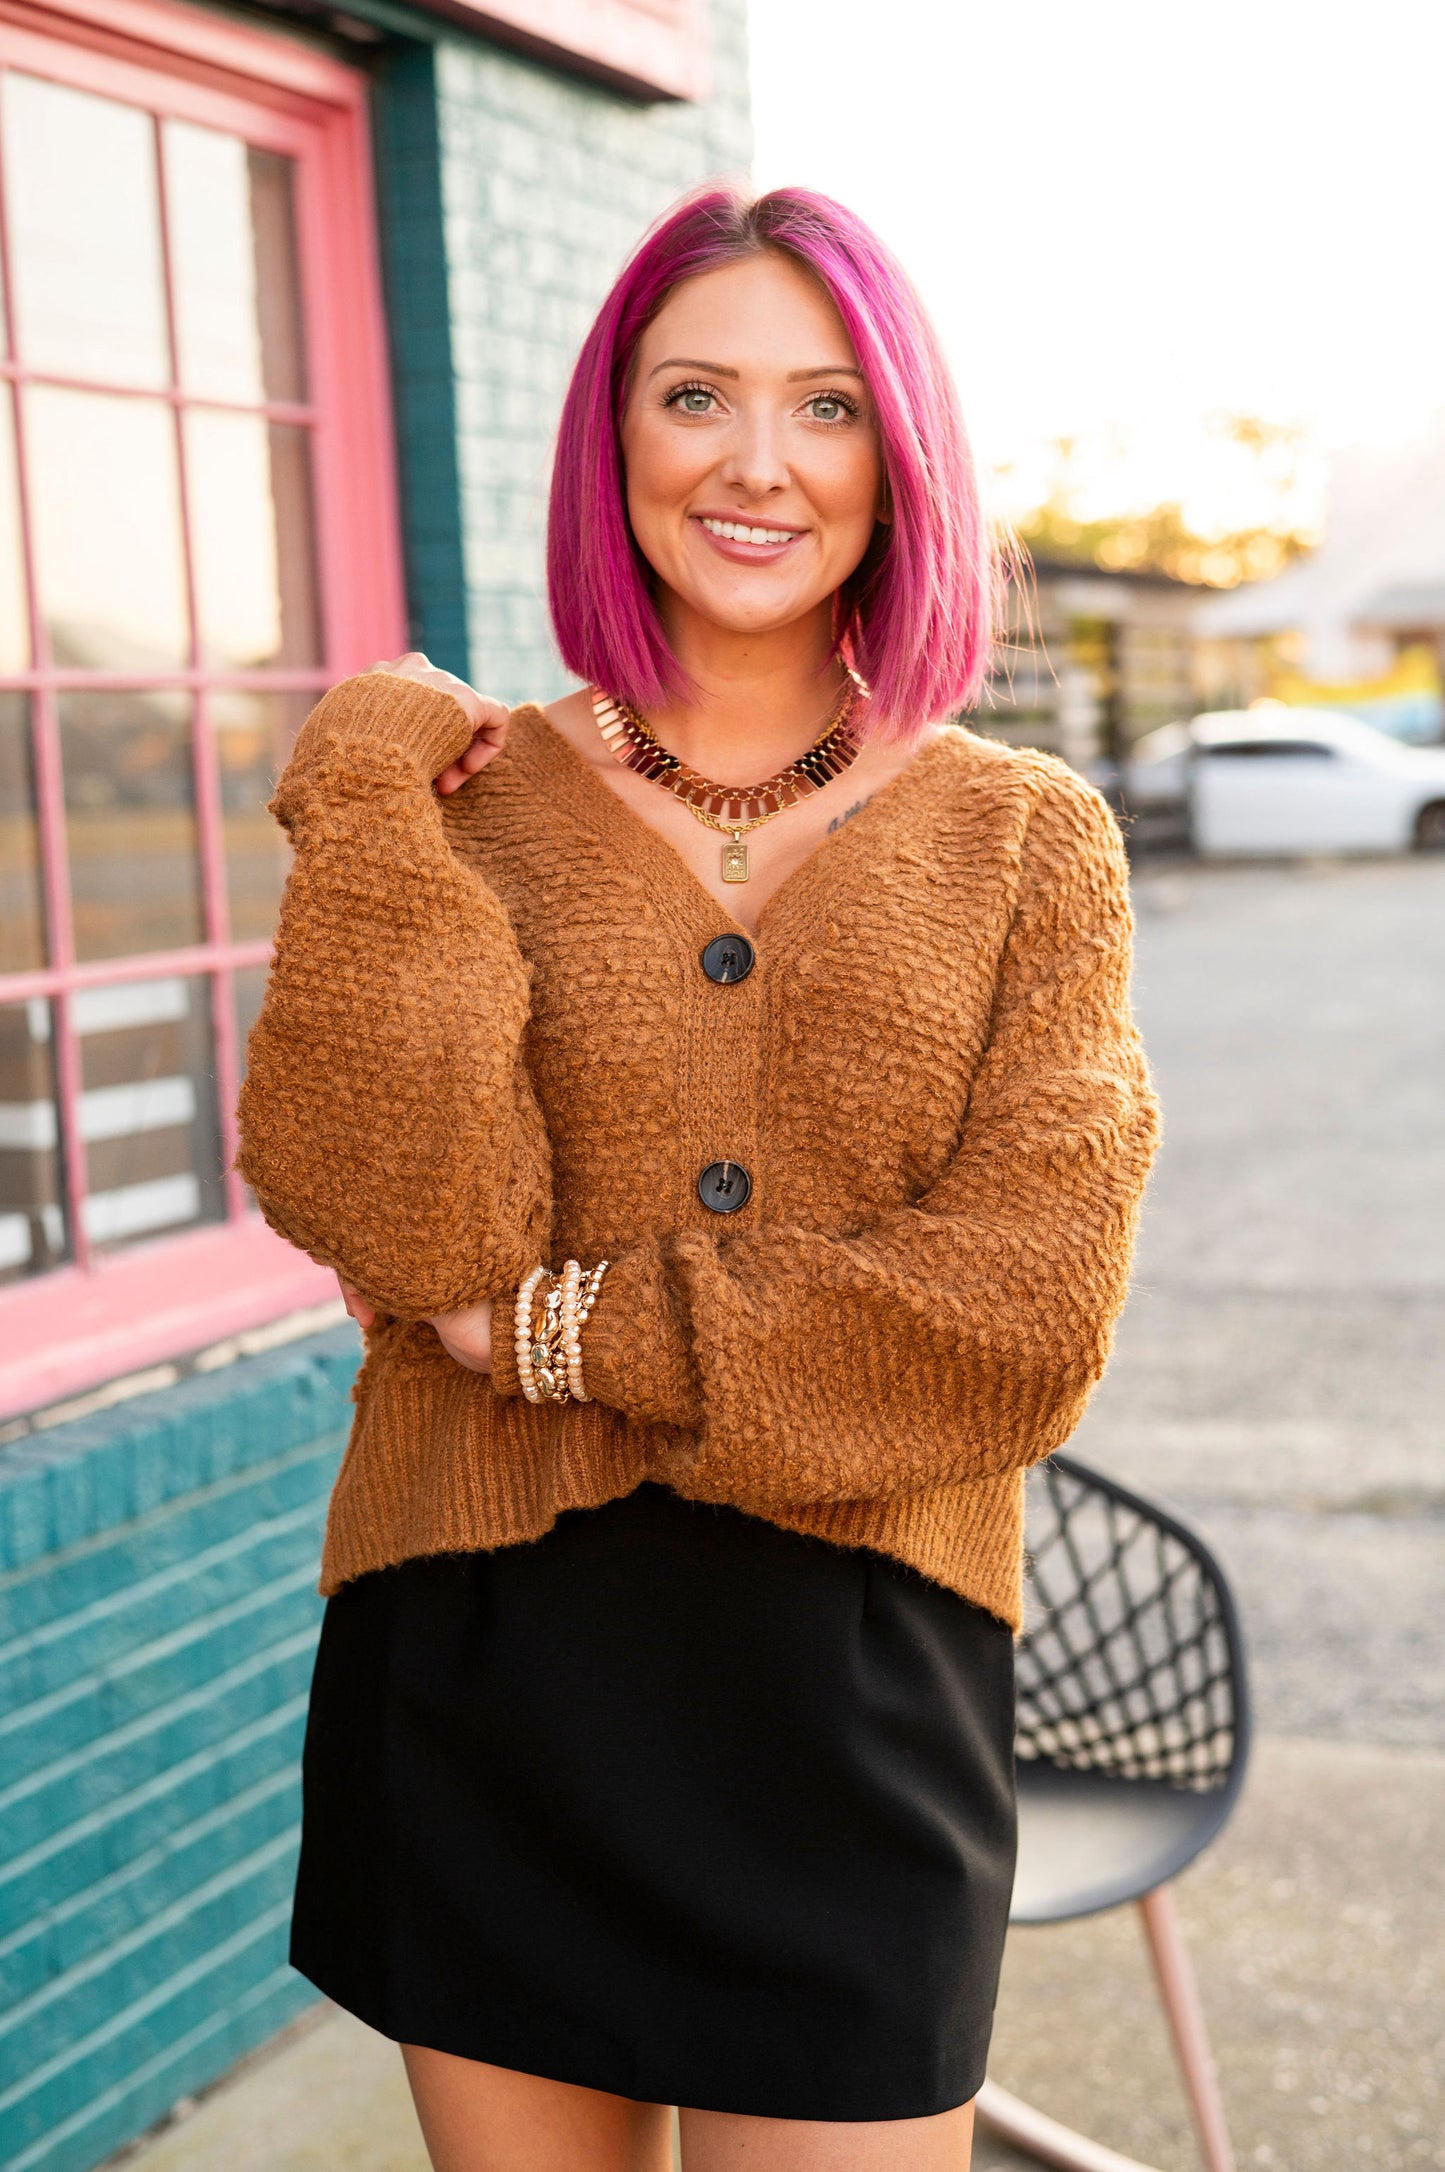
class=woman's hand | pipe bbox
[332,1272,493,1374]
[334,1276,377,1331]
[366,651,510,795]
[424,1297,494,1373]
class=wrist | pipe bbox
[511,1259,609,1405]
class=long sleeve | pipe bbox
[578,768,1160,1504]
[234,672,551,1320]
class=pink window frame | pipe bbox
[0,0,406,1420]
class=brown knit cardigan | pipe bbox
[236,671,1160,1631]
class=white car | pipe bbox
[1125,707,1445,857]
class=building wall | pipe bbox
[0,1329,355,2172]
[378,0,752,697]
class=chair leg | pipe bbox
[974,2080,1164,2171]
[1137,1885,1236,2172]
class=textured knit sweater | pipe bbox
[236,671,1160,1631]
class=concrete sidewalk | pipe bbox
[112,1733,1441,2172]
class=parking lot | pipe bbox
[978,848,1445,2170]
[1078,849,1445,1750]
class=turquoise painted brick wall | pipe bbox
[0,1328,358,2172]
[374,0,753,700]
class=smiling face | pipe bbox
[619,250,887,656]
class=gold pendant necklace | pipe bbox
[590,671,864,884]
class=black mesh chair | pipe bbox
[976,1453,1251,2172]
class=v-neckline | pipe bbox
[510,702,962,946]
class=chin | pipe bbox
[684,583,819,635]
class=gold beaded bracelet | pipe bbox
[513,1259,609,1405]
[561,1259,609,1400]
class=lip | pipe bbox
[689,511,807,564]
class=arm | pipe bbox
[573,769,1160,1504]
[234,668,551,1320]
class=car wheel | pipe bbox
[1416,800,1445,851]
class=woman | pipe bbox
[237,186,1159,2172]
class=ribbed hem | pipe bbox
[745,1468,1028,1633]
[317,1340,1028,1632]
[317,1367,655,1597]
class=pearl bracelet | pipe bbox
[514,1264,548,1403]
[561,1258,609,1400]
[514,1258,609,1405]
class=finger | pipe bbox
[467,695,511,735]
[458,728,503,773]
[366,651,431,676]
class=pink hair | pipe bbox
[545,184,992,743]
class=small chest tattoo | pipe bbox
[827,794,874,835]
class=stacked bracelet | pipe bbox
[513,1258,610,1405]
[561,1259,608,1400]
[513,1264,548,1402]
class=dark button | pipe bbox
[697,1160,752,1214]
[700,933,755,984]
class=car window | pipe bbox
[1200,740,1336,761]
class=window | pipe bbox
[0,2,404,1418]
[1200,740,1336,761]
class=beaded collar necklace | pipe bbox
[589,669,864,884]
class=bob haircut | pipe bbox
[546,184,992,743]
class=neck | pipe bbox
[642,601,852,780]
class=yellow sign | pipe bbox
[1265,643,1442,743]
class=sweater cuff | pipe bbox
[578,1241,704,1430]
[296,672,477,782]
[488,1287,523,1399]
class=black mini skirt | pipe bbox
[291,1482,1017,2123]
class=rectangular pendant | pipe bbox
[721,838,749,882]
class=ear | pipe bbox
[875,470,894,526]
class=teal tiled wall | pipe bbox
[0,1329,358,2172]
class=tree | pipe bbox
[1006,415,1319,587]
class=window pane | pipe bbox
[0,999,67,1284]
[59,692,202,962]
[76,976,223,1251]
[233,961,270,1095]
[232,962,270,1209]
[186,413,320,667]
[0,695,43,971]
[0,391,30,671]
[213,691,308,941]
[2,74,169,387]
[166,123,306,404]
[27,389,189,670]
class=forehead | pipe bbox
[636,251,858,373]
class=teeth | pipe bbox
[701,517,798,545]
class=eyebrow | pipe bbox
[646,357,864,382]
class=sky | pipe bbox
[748,0,1445,536]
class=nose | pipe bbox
[717,404,790,502]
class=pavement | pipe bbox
[114,853,1445,2171]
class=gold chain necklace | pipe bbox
[590,670,864,883]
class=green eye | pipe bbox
[665,383,718,414]
[805,392,858,424]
